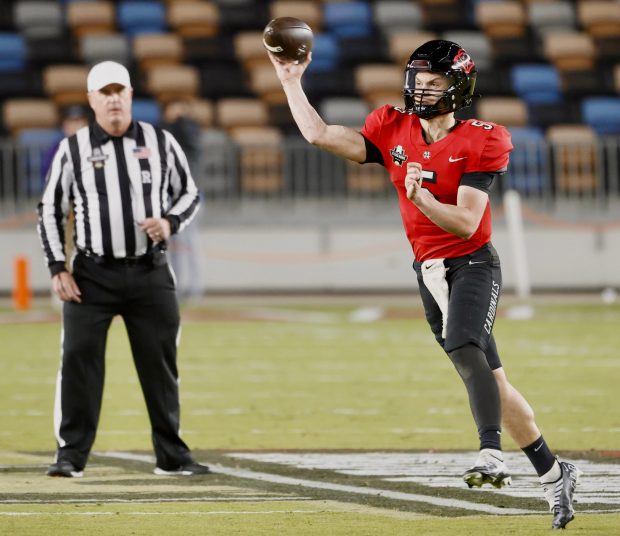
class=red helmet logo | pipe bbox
[452,49,474,73]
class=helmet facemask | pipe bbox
[402,44,478,119]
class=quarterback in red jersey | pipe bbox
[269,39,580,529]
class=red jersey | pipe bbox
[360,105,512,261]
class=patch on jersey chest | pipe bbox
[389,145,408,167]
[87,147,109,169]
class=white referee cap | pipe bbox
[87,61,132,92]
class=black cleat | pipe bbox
[47,460,83,478]
[542,459,582,530]
[154,461,211,476]
[463,448,512,489]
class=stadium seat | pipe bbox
[218,3,269,33]
[133,33,183,70]
[80,34,130,66]
[547,124,600,194]
[16,127,62,195]
[594,36,620,63]
[185,98,214,129]
[145,64,200,103]
[373,1,422,36]
[346,158,390,196]
[543,31,596,71]
[0,32,26,72]
[490,36,543,65]
[229,126,285,195]
[476,96,528,127]
[132,98,161,124]
[421,1,472,32]
[302,67,358,102]
[14,1,64,39]
[234,31,270,70]
[354,64,402,105]
[320,97,369,128]
[528,100,582,129]
[248,63,287,105]
[305,33,339,72]
[338,35,390,66]
[323,1,373,39]
[388,30,438,66]
[3,98,59,135]
[581,96,620,135]
[578,1,620,38]
[43,64,89,106]
[216,98,269,130]
[510,64,562,105]
[183,35,237,65]
[270,1,323,32]
[117,1,166,37]
[442,31,492,71]
[475,67,513,97]
[476,1,527,38]
[561,68,614,97]
[528,1,576,37]
[506,126,548,194]
[168,1,219,38]
[26,35,76,68]
[66,1,115,38]
[199,63,253,99]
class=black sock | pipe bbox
[480,426,502,450]
[522,435,556,476]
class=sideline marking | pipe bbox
[97,451,534,515]
[0,497,311,505]
[0,510,323,517]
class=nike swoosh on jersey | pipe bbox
[449,156,467,162]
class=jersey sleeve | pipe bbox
[360,105,389,165]
[465,123,513,174]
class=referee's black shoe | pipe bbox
[153,461,211,476]
[47,460,83,478]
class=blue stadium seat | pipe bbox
[510,64,561,105]
[0,32,26,71]
[17,127,63,195]
[117,1,166,37]
[323,1,372,39]
[506,126,548,194]
[305,33,339,73]
[132,98,161,124]
[581,96,620,136]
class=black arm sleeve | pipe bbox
[361,134,384,165]
[460,172,498,194]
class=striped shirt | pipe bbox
[37,121,200,276]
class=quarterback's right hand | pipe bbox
[52,271,82,303]
[268,51,312,83]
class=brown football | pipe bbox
[263,17,314,63]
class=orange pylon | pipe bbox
[12,256,32,311]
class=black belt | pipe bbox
[77,247,165,267]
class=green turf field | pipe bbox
[1,297,619,534]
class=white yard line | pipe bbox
[0,497,311,505]
[96,451,535,516]
[0,510,323,517]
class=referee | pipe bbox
[37,61,209,477]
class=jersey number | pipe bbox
[471,120,493,130]
[421,169,437,184]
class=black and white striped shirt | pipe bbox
[37,121,200,276]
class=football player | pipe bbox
[268,39,580,529]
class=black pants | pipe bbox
[54,252,192,471]
[413,243,503,370]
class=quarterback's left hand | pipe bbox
[405,162,432,206]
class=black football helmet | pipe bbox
[403,40,477,119]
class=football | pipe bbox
[263,17,314,63]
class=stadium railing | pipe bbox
[1,136,619,212]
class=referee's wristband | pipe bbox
[49,262,67,277]
[164,215,180,235]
